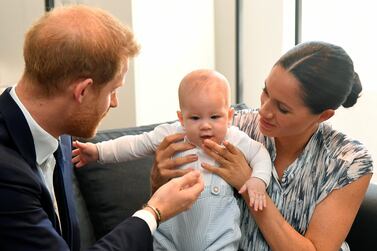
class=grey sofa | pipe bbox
[73,122,377,251]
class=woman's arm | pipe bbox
[303,174,371,250]
[248,175,371,251]
[201,139,372,251]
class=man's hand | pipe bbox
[150,133,197,193]
[147,170,204,222]
[72,140,99,168]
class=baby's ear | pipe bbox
[228,108,235,124]
[177,111,184,126]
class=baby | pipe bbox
[72,69,272,251]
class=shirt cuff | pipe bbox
[133,209,157,234]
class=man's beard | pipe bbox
[67,107,107,139]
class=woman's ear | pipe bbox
[319,109,335,123]
[177,111,184,127]
[72,78,93,103]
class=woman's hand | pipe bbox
[201,139,252,190]
[151,133,198,193]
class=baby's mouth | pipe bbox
[200,135,213,140]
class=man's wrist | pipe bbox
[142,203,162,227]
[133,209,157,234]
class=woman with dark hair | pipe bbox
[151,41,373,250]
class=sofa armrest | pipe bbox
[346,182,377,250]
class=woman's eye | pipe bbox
[278,105,289,114]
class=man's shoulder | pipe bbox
[0,144,41,188]
[0,144,30,172]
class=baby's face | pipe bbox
[178,90,233,147]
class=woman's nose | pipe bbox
[259,100,273,119]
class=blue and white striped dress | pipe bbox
[233,109,373,251]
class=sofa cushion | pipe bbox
[75,123,162,240]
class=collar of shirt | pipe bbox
[9,87,59,165]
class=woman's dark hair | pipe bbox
[276,41,362,114]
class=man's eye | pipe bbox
[262,87,268,96]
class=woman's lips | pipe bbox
[260,118,275,130]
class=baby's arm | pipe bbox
[239,177,267,211]
[71,122,181,167]
[235,130,272,211]
[72,140,99,168]
[92,123,179,164]
[71,133,158,168]
[242,141,271,211]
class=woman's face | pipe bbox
[259,65,324,140]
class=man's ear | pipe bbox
[177,111,184,126]
[318,109,335,123]
[228,108,235,125]
[72,78,93,103]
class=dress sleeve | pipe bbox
[336,144,373,188]
[317,136,374,203]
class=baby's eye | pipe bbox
[211,115,221,119]
[190,116,200,120]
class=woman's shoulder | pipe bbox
[313,123,373,198]
[233,108,259,129]
[319,123,372,165]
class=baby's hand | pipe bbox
[239,177,267,211]
[72,140,99,168]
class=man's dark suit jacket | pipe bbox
[0,88,153,251]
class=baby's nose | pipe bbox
[200,121,211,130]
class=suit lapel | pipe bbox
[0,88,63,235]
[0,88,38,171]
[1,89,80,250]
